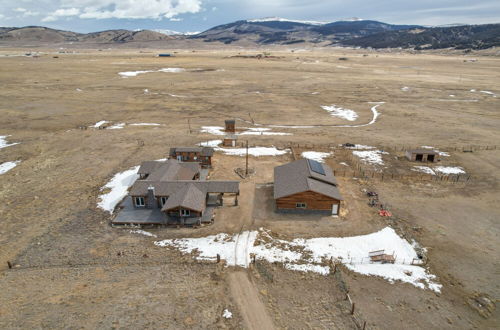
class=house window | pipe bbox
[160,197,168,206]
[180,209,190,216]
[135,197,145,207]
[296,203,307,209]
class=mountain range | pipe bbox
[1,18,499,50]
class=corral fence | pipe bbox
[270,142,498,153]
[331,168,471,183]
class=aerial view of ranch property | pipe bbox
[0,2,499,329]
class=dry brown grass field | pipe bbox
[0,47,499,329]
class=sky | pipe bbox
[0,0,499,33]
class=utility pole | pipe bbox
[245,140,249,176]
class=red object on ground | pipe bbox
[379,210,392,217]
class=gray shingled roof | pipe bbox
[274,159,343,200]
[137,161,163,175]
[138,159,199,181]
[162,184,206,212]
[130,180,239,196]
[169,147,214,157]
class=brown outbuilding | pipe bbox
[223,134,238,147]
[405,149,440,163]
[169,147,214,167]
[225,119,236,133]
[274,159,343,215]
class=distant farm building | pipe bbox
[405,149,439,163]
[158,53,172,57]
[225,119,236,133]
[169,147,214,167]
[223,134,237,147]
[274,159,343,215]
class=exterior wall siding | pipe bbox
[165,207,202,218]
[171,152,211,167]
[276,191,340,211]
[405,152,439,163]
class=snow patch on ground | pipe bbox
[92,120,109,128]
[401,86,410,91]
[155,227,440,292]
[119,68,186,77]
[97,166,139,213]
[321,105,358,121]
[216,146,289,157]
[200,126,225,135]
[0,135,19,149]
[479,90,496,97]
[201,126,291,136]
[239,127,292,136]
[340,162,349,166]
[129,123,162,126]
[0,161,20,175]
[420,146,449,157]
[130,230,157,238]
[222,309,232,319]
[353,150,388,166]
[107,123,125,129]
[301,151,332,163]
[343,144,375,150]
[412,166,435,175]
[434,166,466,175]
[198,140,223,147]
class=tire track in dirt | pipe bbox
[229,182,275,329]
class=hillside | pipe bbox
[340,24,500,50]
[0,26,175,44]
[1,20,499,50]
[191,18,421,44]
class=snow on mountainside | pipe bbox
[247,17,328,26]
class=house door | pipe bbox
[332,204,339,215]
[232,140,235,147]
[415,154,423,161]
[177,155,182,161]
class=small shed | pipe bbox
[405,149,439,163]
[225,119,236,133]
[158,53,172,57]
[223,134,237,147]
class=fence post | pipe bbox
[351,303,355,315]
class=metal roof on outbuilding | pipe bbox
[169,147,214,157]
[274,158,342,200]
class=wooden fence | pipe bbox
[232,141,498,153]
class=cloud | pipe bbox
[42,0,202,21]
[13,8,27,12]
[42,7,80,22]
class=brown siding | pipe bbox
[276,190,340,211]
[164,207,202,217]
[172,152,211,167]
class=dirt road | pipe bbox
[229,271,275,330]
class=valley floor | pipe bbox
[0,47,498,329]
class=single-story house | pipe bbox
[169,147,214,167]
[113,158,239,226]
[405,149,440,163]
[274,158,343,215]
